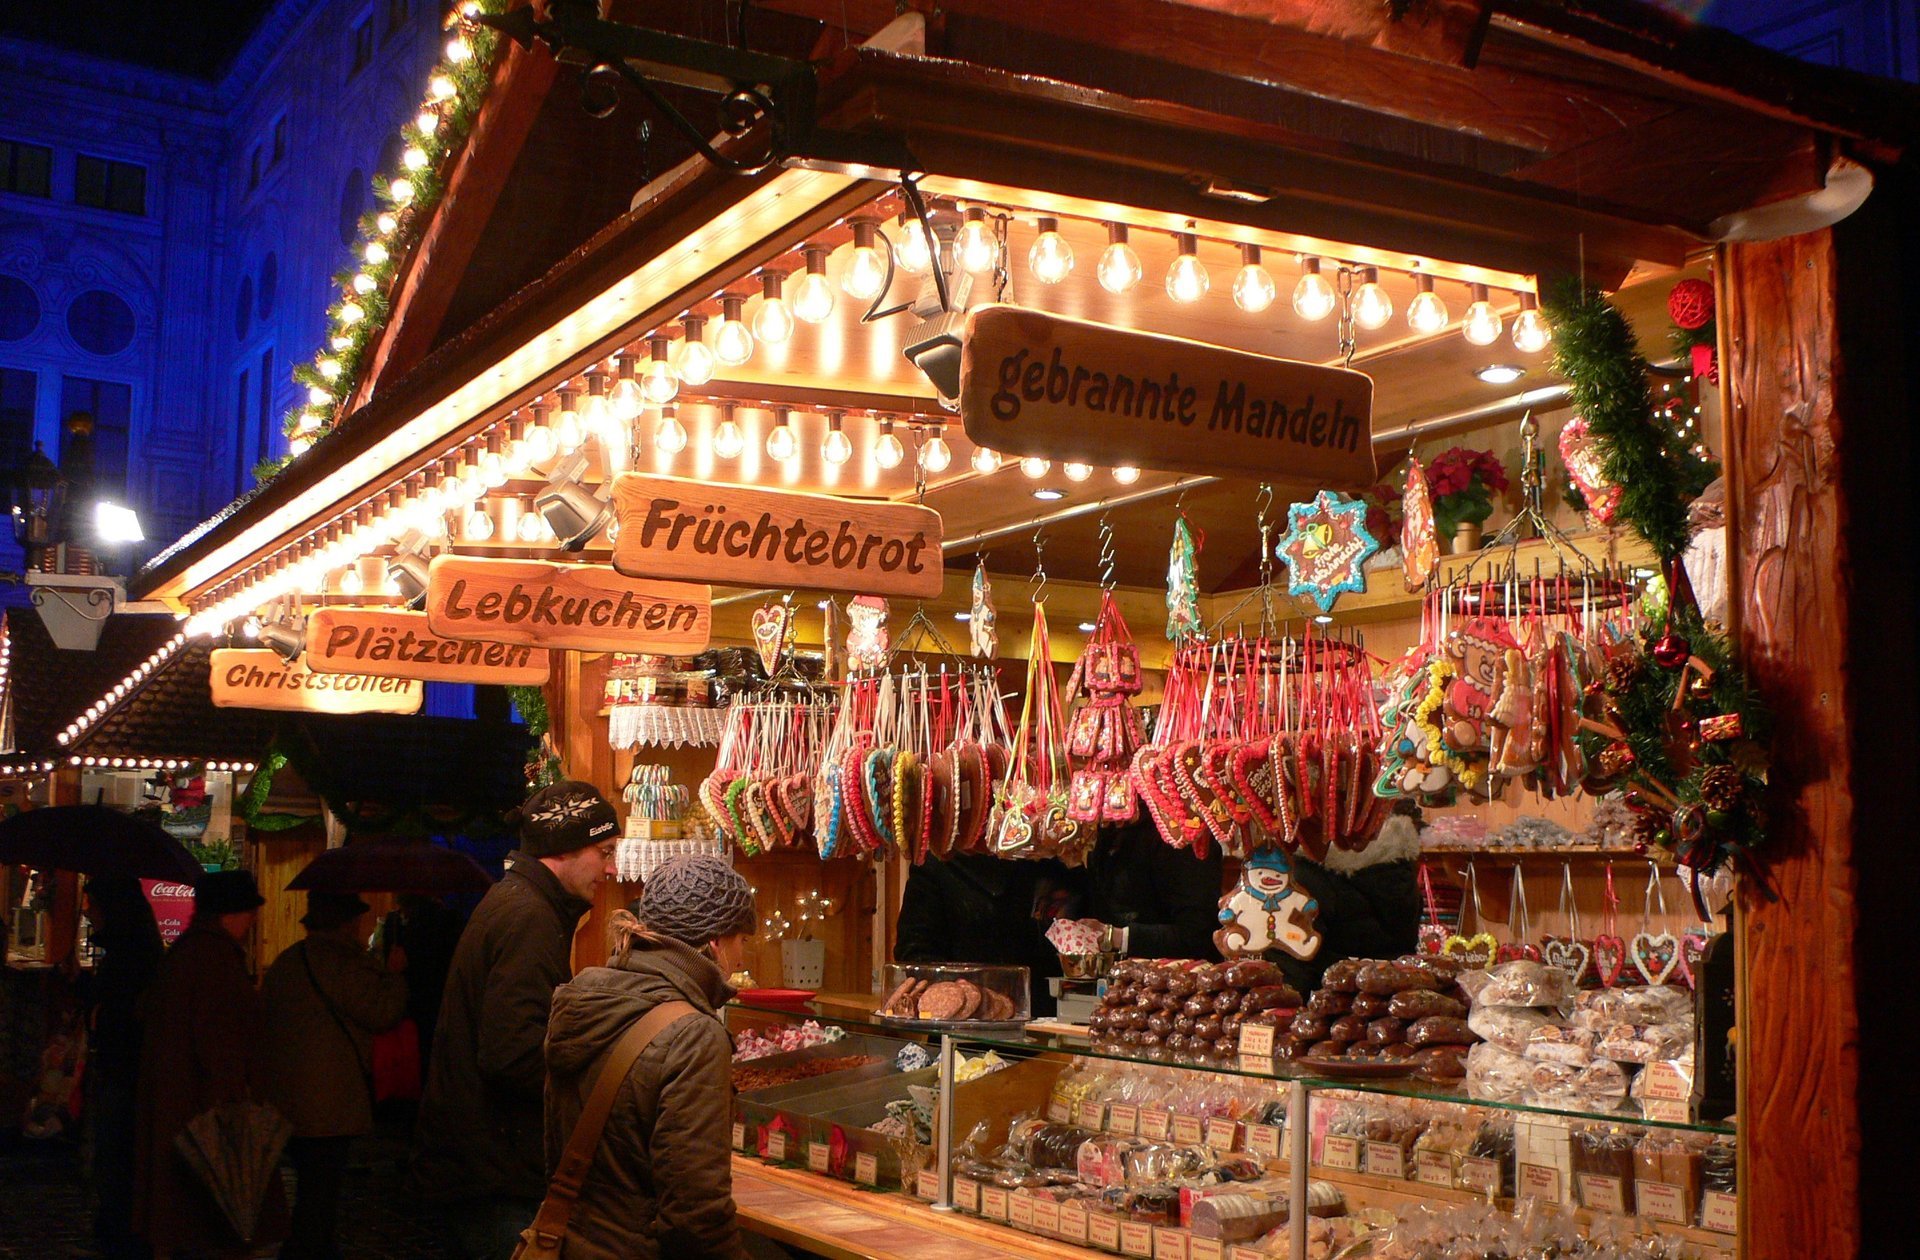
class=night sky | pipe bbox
[0,0,276,79]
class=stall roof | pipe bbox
[1,610,182,763]
[64,638,277,769]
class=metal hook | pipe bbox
[1096,508,1118,593]
[1029,528,1049,603]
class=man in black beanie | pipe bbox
[415,781,618,1259]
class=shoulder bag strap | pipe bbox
[522,999,701,1250]
[300,941,373,1081]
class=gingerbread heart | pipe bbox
[1496,941,1543,963]
[1591,933,1628,988]
[750,603,792,675]
[1559,416,1622,523]
[1677,928,1712,989]
[1542,937,1593,986]
[698,772,737,840]
[1442,932,1498,969]
[1230,741,1282,837]
[1629,930,1681,986]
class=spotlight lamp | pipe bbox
[532,451,611,551]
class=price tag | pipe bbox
[1155,1225,1191,1259]
[1010,1193,1036,1228]
[1206,1118,1239,1152]
[1702,1190,1739,1234]
[1139,1107,1173,1141]
[1108,1102,1140,1136]
[1641,1096,1693,1123]
[1364,1141,1407,1179]
[1458,1156,1500,1194]
[806,1142,830,1173]
[915,1169,939,1200]
[1238,1022,1276,1057]
[981,1185,1010,1221]
[1236,1054,1277,1076]
[1060,1199,1090,1243]
[1033,1199,1061,1234]
[1519,1162,1563,1204]
[1076,1099,1107,1131]
[1120,1219,1155,1256]
[1047,1097,1071,1123]
[1089,1213,1121,1249]
[1191,1239,1225,1260]
[766,1131,788,1162]
[1639,1061,1691,1101]
[854,1152,879,1186]
[1171,1113,1206,1145]
[1636,1180,1687,1224]
[1577,1172,1626,1215]
[954,1177,980,1213]
[1414,1149,1453,1187]
[731,1122,745,1151]
[1231,1247,1268,1260]
[1246,1123,1282,1159]
[1321,1135,1360,1171]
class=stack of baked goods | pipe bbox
[1088,958,1301,1066]
[878,968,1023,1025]
[1280,955,1481,1081]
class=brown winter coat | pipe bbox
[543,933,747,1260]
[261,932,407,1138]
[133,918,289,1254]
[415,851,590,1203]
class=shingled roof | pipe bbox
[67,636,277,768]
[1,610,182,762]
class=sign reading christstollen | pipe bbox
[608,473,943,598]
[209,649,424,714]
[959,305,1377,486]
[424,555,711,654]
[307,608,551,685]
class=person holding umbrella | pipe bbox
[82,875,165,1260]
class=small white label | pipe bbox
[1046,1097,1071,1123]
[1702,1190,1739,1233]
[1519,1161,1563,1203]
[1076,1099,1107,1130]
[1321,1135,1361,1171]
[1009,1193,1035,1228]
[1121,1219,1155,1256]
[1172,1113,1205,1145]
[766,1130,787,1162]
[954,1177,979,1212]
[1637,1180,1687,1224]
[731,1122,745,1151]
[1108,1102,1140,1136]
[1238,1023,1276,1057]
[806,1142,829,1173]
[1139,1107,1172,1141]
[1089,1213,1121,1248]
[1060,1199,1090,1243]
[854,1152,878,1186]
[1365,1141,1407,1179]
[915,1169,938,1200]
[1191,1239,1225,1260]
[1246,1124,1282,1159]
[1205,1118,1239,1152]
[1415,1149,1453,1187]
[981,1185,1009,1221]
[1459,1156,1500,1194]
[1577,1172,1626,1215]
[1155,1225,1191,1259]
[1033,1199,1061,1234]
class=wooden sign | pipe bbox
[959,305,1376,485]
[608,473,943,598]
[209,649,423,714]
[424,555,710,654]
[307,608,551,685]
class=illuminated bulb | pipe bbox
[609,359,645,420]
[242,617,260,639]
[401,146,429,171]
[308,385,332,406]
[353,272,377,295]
[1096,222,1142,294]
[382,571,403,597]
[638,338,678,405]
[1165,233,1210,304]
[288,435,313,455]
[445,34,472,62]
[1112,465,1141,485]
[822,414,852,465]
[971,446,1001,474]
[463,508,494,541]
[1028,216,1074,284]
[1020,456,1050,479]
[340,566,362,595]
[752,272,794,345]
[330,334,352,351]
[654,407,687,455]
[1292,258,1336,321]
[520,417,557,466]
[339,301,365,326]
[1231,243,1276,313]
[894,214,932,274]
[416,110,438,135]
[713,295,754,366]
[957,207,998,272]
[317,357,341,381]
[376,211,397,234]
[1407,275,1449,335]
[766,412,798,461]
[429,73,456,101]
[516,509,546,543]
[675,315,717,385]
[1063,461,1093,482]
[552,392,584,452]
[712,409,745,459]
[581,385,614,441]
[479,448,506,487]
[836,221,887,303]
[874,419,905,469]
[389,177,415,203]
[1461,285,1503,345]
[363,242,388,266]
[1511,293,1551,353]
[919,430,952,473]
[1352,267,1393,330]
[792,247,835,324]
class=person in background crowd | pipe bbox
[82,875,164,1260]
[1067,816,1227,961]
[261,891,407,1260]
[541,855,757,1260]
[381,893,459,1063]
[414,781,618,1260]
[1265,805,1423,994]
[133,869,288,1258]
[893,852,1079,1016]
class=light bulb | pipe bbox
[401,146,429,171]
[1352,267,1393,330]
[674,315,716,386]
[1292,258,1336,321]
[1112,464,1141,485]
[340,566,362,595]
[581,384,614,441]
[920,431,952,472]
[1097,223,1142,294]
[376,211,397,234]
[317,356,341,381]
[1461,285,1503,345]
[1231,244,1276,313]
[1407,276,1450,335]
[429,73,456,101]
[389,177,415,204]
[712,409,745,459]
[445,34,472,62]
[463,508,494,541]
[339,300,365,326]
[308,384,332,406]
[654,407,687,455]
[752,272,794,345]
[1028,216,1074,285]
[1512,294,1551,353]
[1063,461,1093,482]
[1020,456,1050,479]
[874,420,905,469]
[330,333,352,351]
[714,295,754,365]
[1165,233,1210,303]
[971,446,1001,474]
[766,412,798,461]
[516,509,546,543]
[821,413,851,465]
[353,272,377,295]
[638,338,678,405]
[479,448,507,488]
[792,247,835,324]
[957,207,998,272]
[520,412,557,465]
[416,110,439,135]
[552,391,584,452]
[894,214,932,274]
[364,242,389,266]
[841,220,888,300]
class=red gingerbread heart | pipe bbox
[1591,933,1628,988]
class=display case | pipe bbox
[874,961,1031,1029]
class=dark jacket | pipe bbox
[261,933,407,1138]
[544,934,747,1260]
[1265,819,1422,994]
[1085,817,1226,960]
[416,851,590,1203]
[133,918,288,1253]
[893,853,1077,1015]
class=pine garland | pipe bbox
[506,683,563,788]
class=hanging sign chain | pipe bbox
[1336,266,1358,368]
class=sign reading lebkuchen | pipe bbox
[424,555,711,654]
[209,648,424,714]
[306,608,551,686]
[958,305,1377,486]
[608,473,943,599]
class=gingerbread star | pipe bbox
[1277,490,1379,613]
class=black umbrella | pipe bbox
[0,805,204,883]
[286,837,495,895]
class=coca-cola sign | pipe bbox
[142,879,196,944]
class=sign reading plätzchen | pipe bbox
[209,649,424,714]
[608,473,943,598]
[959,305,1376,486]
[307,608,550,685]
[424,555,710,654]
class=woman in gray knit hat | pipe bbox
[541,855,756,1259]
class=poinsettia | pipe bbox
[1425,446,1509,536]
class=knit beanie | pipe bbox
[636,854,756,947]
[515,780,619,858]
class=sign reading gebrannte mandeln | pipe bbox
[209,649,424,714]
[424,555,711,654]
[959,305,1377,486]
[306,608,551,685]
[608,473,943,598]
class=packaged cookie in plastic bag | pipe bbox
[1467,1003,1556,1052]
[1464,1041,1533,1102]
[1474,959,1575,1009]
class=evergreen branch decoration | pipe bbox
[506,683,563,788]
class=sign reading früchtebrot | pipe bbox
[424,555,710,654]
[306,608,550,685]
[209,649,424,714]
